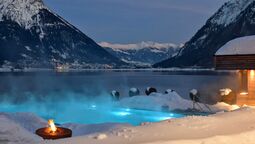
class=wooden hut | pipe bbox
[215,36,255,105]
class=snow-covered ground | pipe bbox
[2,108,255,144]
[0,92,252,144]
[46,107,255,144]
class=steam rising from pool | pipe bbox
[0,91,185,125]
[0,71,236,125]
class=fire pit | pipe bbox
[36,119,72,140]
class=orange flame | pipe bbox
[48,119,57,133]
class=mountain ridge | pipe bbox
[100,42,182,66]
[154,0,255,68]
[0,0,124,69]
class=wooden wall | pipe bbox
[215,55,255,70]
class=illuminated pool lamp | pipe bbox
[90,104,97,109]
[125,108,131,112]
[36,119,72,140]
[156,116,172,121]
[113,111,131,116]
[152,113,175,121]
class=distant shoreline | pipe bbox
[0,68,237,73]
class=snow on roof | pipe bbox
[216,36,255,56]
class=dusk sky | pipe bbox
[43,0,228,44]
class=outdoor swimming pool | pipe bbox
[0,71,236,125]
[0,100,187,125]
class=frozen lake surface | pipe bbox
[0,70,237,125]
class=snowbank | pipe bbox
[144,129,255,144]
[216,35,255,55]
[62,123,130,137]
[117,92,239,113]
[0,112,130,143]
[0,112,47,133]
[45,107,255,144]
[0,115,42,144]
[0,107,252,144]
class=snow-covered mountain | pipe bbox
[100,41,182,66]
[154,0,255,68]
[0,0,124,69]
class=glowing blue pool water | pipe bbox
[0,100,186,126]
[0,71,228,125]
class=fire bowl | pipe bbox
[36,127,72,140]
